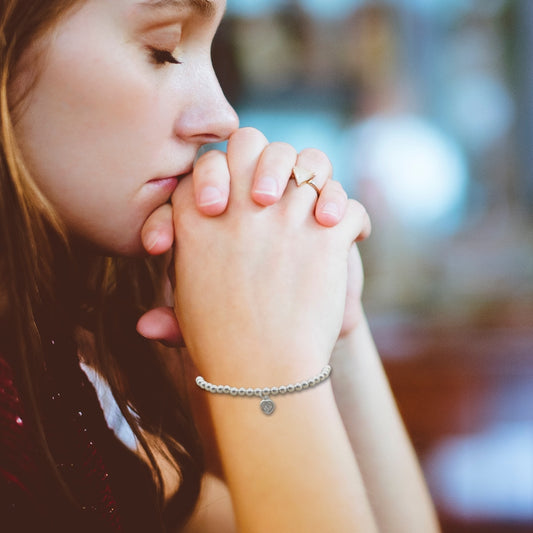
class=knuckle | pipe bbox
[364,211,372,230]
[325,179,347,198]
[348,199,370,221]
[231,126,267,144]
[348,198,364,211]
[267,141,297,156]
[299,148,332,171]
[194,152,227,182]
[196,149,225,167]
[259,142,297,174]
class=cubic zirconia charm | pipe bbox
[260,397,275,415]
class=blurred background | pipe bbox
[213,0,533,531]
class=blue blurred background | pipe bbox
[214,1,533,531]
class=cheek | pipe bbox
[11,6,185,254]
[17,42,173,195]
[14,52,169,254]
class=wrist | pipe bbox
[188,342,330,388]
[196,364,332,416]
[205,376,338,432]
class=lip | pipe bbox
[147,167,193,187]
[147,176,179,193]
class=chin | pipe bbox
[73,231,147,258]
[107,238,148,258]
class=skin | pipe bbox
[14,0,238,256]
[14,0,354,258]
[12,0,438,531]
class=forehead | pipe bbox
[132,0,220,18]
[128,0,224,30]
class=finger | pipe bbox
[284,148,333,214]
[338,199,372,244]
[314,179,348,227]
[136,306,183,347]
[251,142,297,206]
[355,207,372,242]
[141,203,174,255]
[339,244,365,337]
[226,127,269,205]
[193,150,230,216]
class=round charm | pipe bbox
[260,397,275,415]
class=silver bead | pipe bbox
[194,363,333,412]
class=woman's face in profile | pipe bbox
[13,0,238,255]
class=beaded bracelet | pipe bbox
[195,365,332,415]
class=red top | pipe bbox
[0,335,162,532]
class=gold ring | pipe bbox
[290,166,321,197]
[304,180,320,196]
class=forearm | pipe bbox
[331,316,440,533]
[205,366,378,533]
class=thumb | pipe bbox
[339,244,364,337]
[136,306,183,347]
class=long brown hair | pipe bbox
[0,1,203,528]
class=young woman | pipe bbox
[0,0,440,531]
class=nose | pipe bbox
[174,62,239,145]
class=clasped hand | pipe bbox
[137,128,370,379]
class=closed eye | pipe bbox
[149,47,182,65]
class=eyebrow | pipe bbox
[137,0,215,17]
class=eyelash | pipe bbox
[149,47,182,66]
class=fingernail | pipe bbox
[321,202,340,219]
[254,176,278,198]
[198,186,223,207]
[145,231,160,252]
